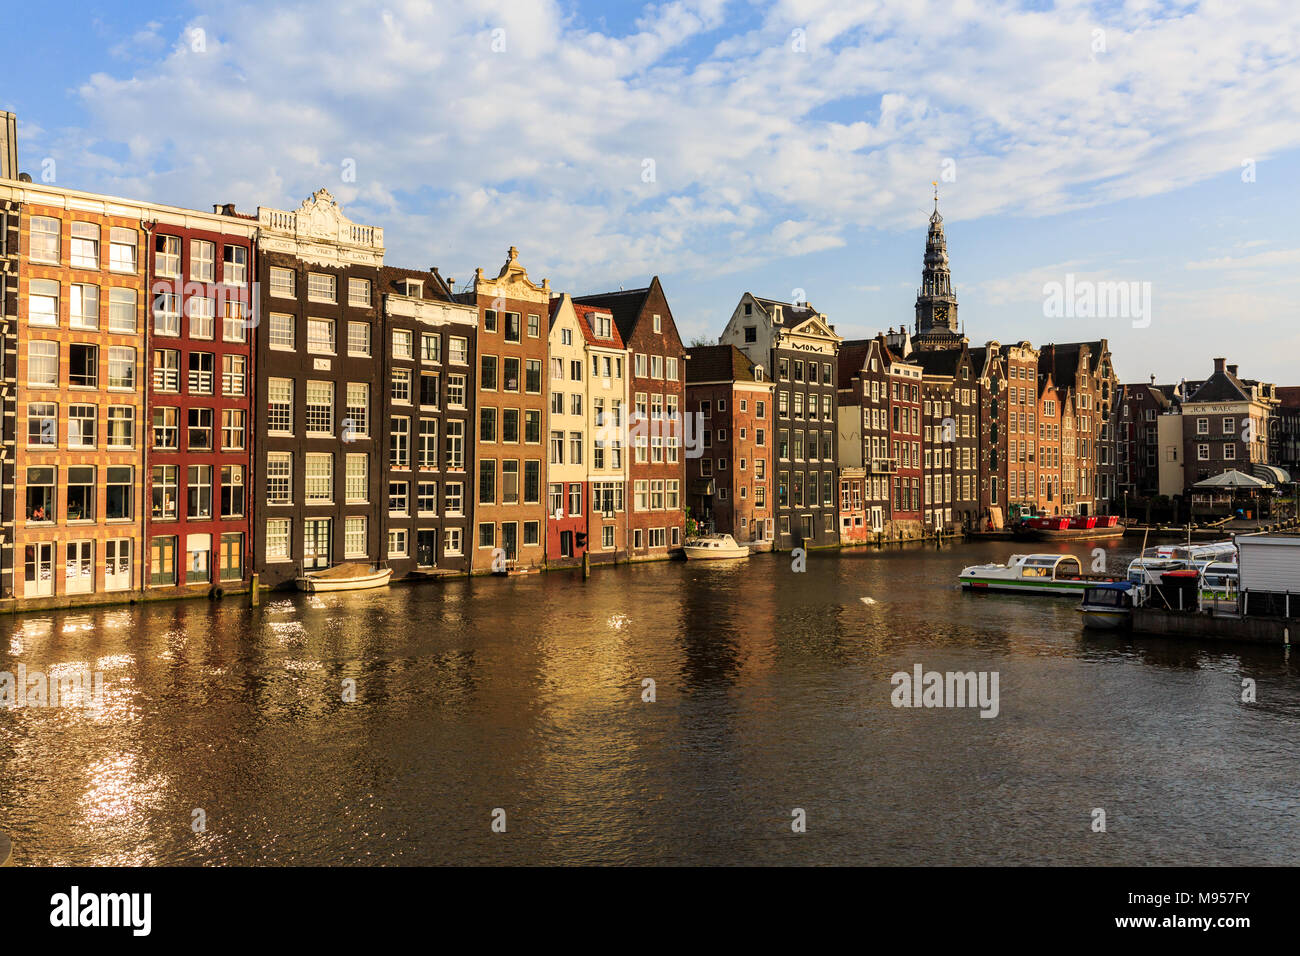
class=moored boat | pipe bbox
[959,553,1120,596]
[683,534,750,560]
[1078,581,1145,629]
[1014,514,1126,540]
[296,562,393,593]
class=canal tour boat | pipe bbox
[1078,581,1146,629]
[296,562,393,593]
[683,534,750,560]
[958,553,1120,596]
[1014,514,1126,541]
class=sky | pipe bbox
[5,0,1300,384]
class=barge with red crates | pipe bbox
[1012,514,1126,541]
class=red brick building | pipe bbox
[684,345,773,545]
[574,277,686,559]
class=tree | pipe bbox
[688,335,716,348]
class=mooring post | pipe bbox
[249,573,260,607]
[582,550,591,580]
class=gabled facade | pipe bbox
[837,336,893,537]
[1181,357,1274,489]
[915,345,979,531]
[253,189,387,587]
[574,277,685,560]
[970,343,1008,526]
[577,301,631,564]
[379,266,477,576]
[720,292,841,549]
[460,247,550,571]
[1000,341,1039,521]
[882,338,924,537]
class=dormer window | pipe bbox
[402,279,424,299]
[592,313,612,338]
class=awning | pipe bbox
[1253,463,1291,484]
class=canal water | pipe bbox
[2,540,1297,866]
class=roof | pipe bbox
[573,285,651,344]
[837,342,870,385]
[377,265,453,301]
[572,302,625,349]
[912,347,967,377]
[685,344,763,384]
[1193,469,1272,489]
[1186,367,1253,403]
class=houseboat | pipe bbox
[684,534,750,560]
[958,553,1119,596]
[1126,540,1237,585]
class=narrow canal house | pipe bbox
[574,278,686,560]
[880,331,924,539]
[719,293,841,550]
[4,181,149,603]
[253,189,387,588]
[144,205,257,594]
[914,345,979,532]
[0,142,19,592]
[683,344,774,546]
[999,341,1040,522]
[836,336,893,540]
[458,247,549,572]
[1038,341,1114,515]
[379,266,477,576]
[575,299,631,564]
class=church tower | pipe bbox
[913,185,965,350]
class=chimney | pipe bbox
[0,110,18,180]
[1213,357,1226,374]
[1227,364,1239,377]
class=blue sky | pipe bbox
[6,0,1300,383]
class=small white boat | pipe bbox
[1078,581,1145,629]
[296,562,393,593]
[959,553,1119,596]
[1126,540,1237,585]
[683,534,750,560]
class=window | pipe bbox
[155,235,181,277]
[223,300,247,342]
[419,372,440,408]
[349,278,371,307]
[421,332,441,364]
[25,466,56,522]
[390,416,410,467]
[222,409,246,450]
[222,354,246,396]
[307,317,335,354]
[269,313,295,350]
[479,460,496,504]
[445,420,465,469]
[70,344,98,388]
[266,453,292,504]
[269,267,295,298]
[528,313,540,337]
[305,454,334,502]
[150,537,178,586]
[106,466,133,520]
[68,404,96,448]
[191,240,215,281]
[71,222,100,269]
[445,482,464,515]
[268,378,293,434]
[447,374,467,409]
[502,408,520,444]
[344,517,367,559]
[30,217,61,263]
[305,381,334,435]
[152,406,178,449]
[388,529,409,558]
[524,461,541,504]
[502,461,520,505]
[266,520,292,561]
[109,288,137,332]
[108,406,135,448]
[67,466,96,521]
[504,312,521,343]
[308,272,337,303]
[29,278,59,326]
[221,465,245,517]
[152,465,178,519]
[449,336,468,364]
[525,360,542,394]
[70,283,99,329]
[188,351,214,393]
[419,419,438,467]
[223,245,248,285]
[392,329,414,360]
[345,454,368,503]
[345,383,369,438]
[348,321,371,356]
[27,403,57,447]
[389,481,409,515]
[154,292,181,335]
[391,368,412,403]
[187,407,213,450]
[27,341,58,387]
[188,465,213,518]
[186,534,211,584]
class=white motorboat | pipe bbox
[959,553,1120,596]
[296,563,393,592]
[1126,540,1237,585]
[683,534,750,560]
